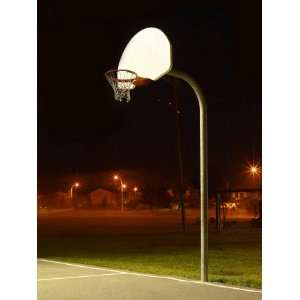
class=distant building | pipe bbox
[89,188,119,209]
[55,192,71,208]
[216,189,262,220]
[184,188,200,208]
[37,191,71,209]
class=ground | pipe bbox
[38,259,261,300]
[38,209,261,289]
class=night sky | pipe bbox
[38,0,261,192]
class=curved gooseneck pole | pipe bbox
[168,69,208,282]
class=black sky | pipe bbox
[38,0,261,191]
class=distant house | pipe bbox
[55,191,71,208]
[184,188,200,208]
[230,191,261,207]
[37,191,71,209]
[89,188,119,209]
[219,190,262,219]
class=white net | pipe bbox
[105,69,137,102]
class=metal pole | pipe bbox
[70,185,77,209]
[165,76,186,233]
[173,83,186,233]
[222,195,226,226]
[70,185,74,208]
[120,179,124,212]
[168,69,208,282]
[216,193,221,232]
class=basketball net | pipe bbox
[105,69,137,102]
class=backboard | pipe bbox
[118,27,173,82]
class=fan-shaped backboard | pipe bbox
[118,28,172,81]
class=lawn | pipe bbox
[38,209,261,288]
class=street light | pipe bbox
[250,166,257,175]
[247,163,261,177]
[70,182,80,207]
[114,175,125,211]
[133,186,138,202]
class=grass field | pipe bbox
[38,209,261,288]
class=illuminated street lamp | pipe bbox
[133,186,138,202]
[114,175,126,211]
[246,163,261,189]
[247,163,261,177]
[250,166,258,175]
[70,182,80,203]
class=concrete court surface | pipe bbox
[38,259,261,300]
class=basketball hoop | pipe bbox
[105,69,137,102]
[104,27,208,281]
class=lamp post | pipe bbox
[114,175,126,211]
[70,182,79,207]
[247,163,262,189]
[133,186,138,202]
[247,163,262,219]
[164,77,186,233]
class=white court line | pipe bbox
[38,259,123,273]
[38,273,126,282]
[38,259,261,293]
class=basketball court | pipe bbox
[38,259,261,300]
[38,27,261,300]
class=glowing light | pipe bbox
[222,203,237,209]
[246,162,261,177]
[133,187,138,192]
[114,175,119,180]
[250,166,257,174]
[122,184,127,189]
[74,182,79,187]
